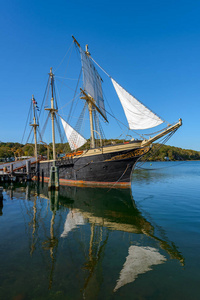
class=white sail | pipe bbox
[60,117,87,151]
[111,78,164,130]
[80,48,107,120]
[114,246,166,292]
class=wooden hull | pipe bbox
[39,142,150,188]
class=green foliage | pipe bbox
[142,144,200,161]
[0,141,200,161]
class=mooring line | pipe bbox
[107,164,130,192]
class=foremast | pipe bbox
[82,45,95,149]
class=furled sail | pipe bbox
[80,48,107,120]
[60,117,87,151]
[111,78,164,130]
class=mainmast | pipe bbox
[76,41,95,148]
[30,95,39,160]
[85,44,95,149]
[73,36,108,149]
[45,68,57,161]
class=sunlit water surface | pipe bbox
[0,161,200,300]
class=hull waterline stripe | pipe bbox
[35,176,131,188]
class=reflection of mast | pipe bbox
[48,209,57,289]
[89,223,95,259]
[0,187,3,216]
[152,235,184,265]
[58,185,185,267]
[82,223,109,298]
[30,194,37,256]
[24,183,39,256]
[40,184,185,293]
[42,190,59,290]
[22,183,61,290]
[9,188,13,200]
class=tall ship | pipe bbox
[30,37,182,188]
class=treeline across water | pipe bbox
[142,144,200,161]
[0,140,200,161]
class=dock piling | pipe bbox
[48,163,59,190]
[26,160,31,181]
[10,164,13,175]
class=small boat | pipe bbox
[37,36,182,188]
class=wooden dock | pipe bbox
[0,158,39,183]
[0,171,30,183]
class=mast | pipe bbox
[88,102,95,149]
[30,95,39,160]
[73,37,97,149]
[85,44,95,148]
[45,68,57,161]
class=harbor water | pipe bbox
[0,161,200,299]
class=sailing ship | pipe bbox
[37,36,182,188]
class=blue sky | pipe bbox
[0,0,200,150]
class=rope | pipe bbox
[107,164,130,192]
[54,76,78,80]
[54,41,74,73]
[136,161,187,171]
[90,56,110,78]
[55,77,77,92]
[40,112,51,141]
[103,91,123,130]
[73,161,92,171]
[142,122,177,136]
[39,77,50,119]
[67,68,82,124]
[135,129,178,170]
[55,114,64,143]
[25,127,33,145]
[54,43,75,115]
[57,94,80,111]
[105,109,144,139]
[136,135,173,169]
[21,102,32,144]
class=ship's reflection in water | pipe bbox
[42,184,184,294]
[2,183,184,299]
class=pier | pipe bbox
[0,158,39,183]
[0,171,31,183]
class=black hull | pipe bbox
[39,145,148,187]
